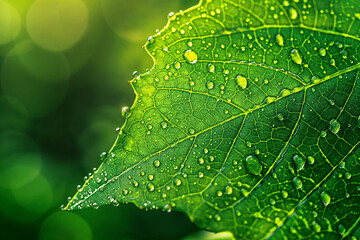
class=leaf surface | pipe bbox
[65,0,360,239]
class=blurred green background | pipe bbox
[0,0,207,239]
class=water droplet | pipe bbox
[225,186,233,195]
[345,172,352,179]
[122,107,131,117]
[184,49,198,64]
[329,119,340,134]
[148,183,155,191]
[289,8,298,19]
[293,155,305,171]
[77,185,82,191]
[320,131,327,138]
[154,160,160,168]
[188,128,195,134]
[174,178,182,186]
[207,63,215,72]
[100,152,107,161]
[161,121,168,129]
[319,48,326,57]
[277,113,284,121]
[320,191,331,206]
[174,61,181,69]
[133,71,140,79]
[338,224,346,235]
[340,50,348,59]
[123,189,129,195]
[282,190,288,198]
[245,155,263,175]
[148,174,154,181]
[198,158,204,165]
[204,148,209,154]
[275,33,284,46]
[217,191,223,197]
[292,177,303,189]
[328,99,335,106]
[207,81,214,89]
[198,172,204,178]
[330,59,336,66]
[307,156,315,165]
[313,222,321,232]
[215,215,221,221]
[236,75,247,89]
[269,198,276,205]
[290,49,302,65]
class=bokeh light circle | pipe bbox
[0,0,21,45]
[26,0,88,52]
[40,212,92,240]
[1,41,70,117]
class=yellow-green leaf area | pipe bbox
[65,0,360,239]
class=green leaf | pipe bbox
[65,0,360,239]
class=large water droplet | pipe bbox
[292,177,303,189]
[275,33,284,46]
[188,128,195,134]
[307,156,315,164]
[236,75,247,89]
[290,49,302,65]
[320,191,331,206]
[133,71,140,79]
[245,155,262,175]
[293,155,305,171]
[184,49,198,64]
[329,119,340,134]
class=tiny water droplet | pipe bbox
[148,174,154,181]
[207,63,215,72]
[174,61,181,69]
[198,172,204,178]
[184,49,198,64]
[340,50,348,59]
[290,49,302,65]
[174,178,182,186]
[207,81,214,89]
[292,177,303,189]
[275,33,284,46]
[148,183,155,191]
[319,48,326,57]
[293,155,305,171]
[277,113,284,121]
[245,155,262,175]
[161,121,168,129]
[282,190,288,198]
[188,128,195,135]
[225,186,233,195]
[329,119,340,134]
[153,160,160,168]
[320,191,331,206]
[133,71,140,79]
[289,7,298,19]
[320,131,327,138]
[330,59,336,66]
[122,107,131,117]
[198,158,204,165]
[235,75,247,89]
[307,156,315,164]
